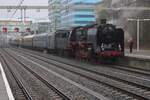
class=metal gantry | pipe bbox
[0,5,48,9]
[0,5,48,22]
[0,5,48,47]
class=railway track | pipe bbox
[16,47,150,76]
[9,48,150,100]
[1,49,70,100]
[0,51,33,100]
[12,48,150,83]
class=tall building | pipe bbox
[48,0,100,31]
[48,0,61,32]
[31,21,50,34]
[60,0,99,28]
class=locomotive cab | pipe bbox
[68,25,98,59]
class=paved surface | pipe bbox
[0,63,14,100]
[0,71,9,100]
[125,49,150,59]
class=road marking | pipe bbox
[17,54,109,100]
[0,62,15,100]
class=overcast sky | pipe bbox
[0,0,48,21]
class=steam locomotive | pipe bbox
[10,20,124,61]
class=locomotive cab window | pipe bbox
[76,29,87,41]
[55,32,61,38]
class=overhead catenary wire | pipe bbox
[9,0,25,20]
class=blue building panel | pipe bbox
[69,0,98,4]
[74,18,95,22]
[60,0,99,28]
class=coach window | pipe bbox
[62,31,70,38]
[55,32,60,38]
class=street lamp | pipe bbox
[127,18,150,51]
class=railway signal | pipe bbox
[2,27,8,33]
[26,28,31,32]
[14,28,19,32]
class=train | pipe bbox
[9,20,124,62]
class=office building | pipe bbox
[60,0,99,28]
[48,0,61,32]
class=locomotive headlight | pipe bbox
[101,44,104,51]
[88,47,92,51]
[119,44,121,51]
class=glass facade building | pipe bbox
[48,0,61,32]
[60,0,99,28]
[48,0,100,30]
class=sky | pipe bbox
[0,0,48,21]
[0,0,102,21]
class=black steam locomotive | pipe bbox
[68,20,124,60]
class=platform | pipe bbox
[125,49,150,59]
[0,63,14,100]
[117,49,150,71]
